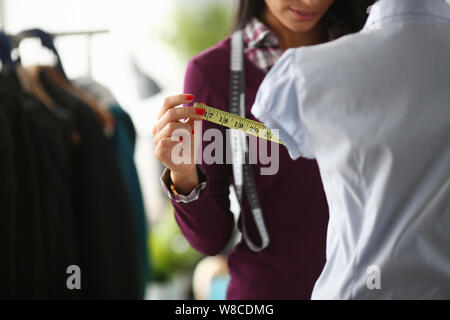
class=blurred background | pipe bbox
[0,0,238,300]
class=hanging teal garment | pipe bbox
[109,105,150,298]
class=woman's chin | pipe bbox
[286,21,319,34]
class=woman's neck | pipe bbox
[262,9,325,50]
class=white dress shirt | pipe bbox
[252,0,450,299]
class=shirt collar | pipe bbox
[364,0,450,30]
[243,18,279,49]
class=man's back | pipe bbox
[253,0,450,299]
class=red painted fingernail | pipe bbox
[179,137,183,142]
[185,94,194,101]
[195,108,206,115]
[192,129,194,135]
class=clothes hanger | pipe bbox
[13,28,67,79]
[16,28,114,133]
[13,28,114,132]
[1,32,54,108]
[9,29,58,109]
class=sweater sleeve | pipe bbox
[168,58,235,256]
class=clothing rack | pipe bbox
[1,26,149,298]
[10,29,109,76]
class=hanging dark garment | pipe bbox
[17,85,81,300]
[0,75,16,299]
[73,77,151,298]
[0,73,47,299]
[40,70,141,300]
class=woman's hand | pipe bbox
[153,94,205,195]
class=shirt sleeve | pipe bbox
[160,167,207,204]
[251,49,315,160]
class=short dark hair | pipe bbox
[234,0,376,38]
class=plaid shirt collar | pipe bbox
[242,18,343,73]
[243,18,283,73]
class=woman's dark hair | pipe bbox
[234,0,376,38]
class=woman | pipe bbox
[153,0,374,299]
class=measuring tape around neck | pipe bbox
[194,102,284,145]
[213,29,271,253]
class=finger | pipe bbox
[154,106,205,136]
[157,93,195,120]
[153,121,193,147]
[153,138,181,165]
[189,118,203,152]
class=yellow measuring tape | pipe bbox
[194,102,284,145]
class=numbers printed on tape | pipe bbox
[194,102,283,145]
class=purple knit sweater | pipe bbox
[173,38,329,300]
